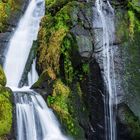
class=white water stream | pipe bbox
[93,0,117,140]
[4,0,69,140]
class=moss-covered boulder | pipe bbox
[47,80,85,139]
[32,68,56,96]
[0,85,12,139]
[35,0,103,139]
[0,66,13,139]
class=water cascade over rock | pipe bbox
[93,0,119,140]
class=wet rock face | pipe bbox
[115,0,140,139]
[81,59,105,140]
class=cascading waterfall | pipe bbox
[14,90,68,140]
[93,0,117,140]
[4,0,45,87]
[4,0,69,140]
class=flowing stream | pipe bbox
[4,0,68,140]
[93,0,117,140]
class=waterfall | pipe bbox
[4,0,45,87]
[14,91,68,140]
[93,0,117,140]
[4,0,69,139]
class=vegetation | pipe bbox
[116,1,140,139]
[0,66,12,139]
[47,80,85,138]
[36,1,91,138]
[0,66,6,86]
[0,0,140,139]
[0,86,12,137]
[124,108,140,140]
[0,0,14,32]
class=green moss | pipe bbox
[125,109,140,140]
[0,66,6,86]
[128,0,140,13]
[61,35,75,84]
[116,0,140,123]
[45,0,72,14]
[0,85,12,137]
[0,0,19,32]
[37,1,80,74]
[47,80,85,139]
[128,10,135,38]
[37,1,92,138]
[82,63,90,74]
[37,2,72,73]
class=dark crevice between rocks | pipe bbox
[81,58,105,140]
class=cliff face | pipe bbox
[115,0,140,139]
[35,0,140,139]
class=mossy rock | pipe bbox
[128,0,140,13]
[118,104,140,140]
[47,80,85,139]
[32,68,56,95]
[37,1,84,73]
[0,0,23,32]
[125,111,140,140]
[116,1,140,118]
[37,0,93,139]
[0,85,12,137]
[0,66,6,86]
